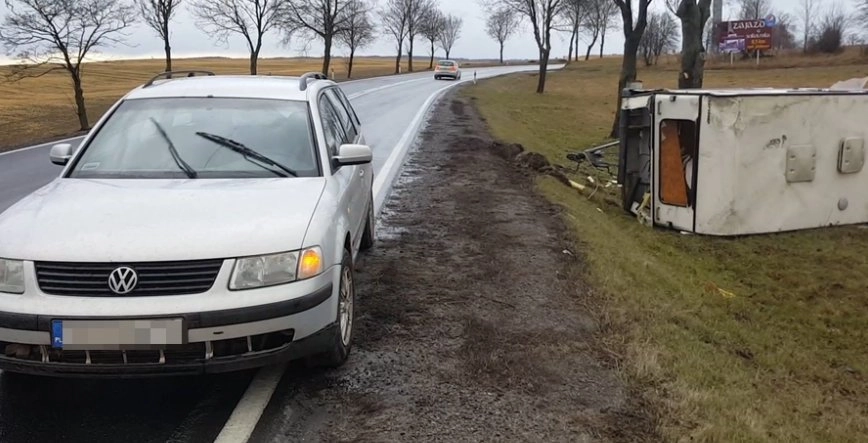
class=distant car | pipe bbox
[434,60,462,80]
[0,70,375,377]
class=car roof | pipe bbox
[124,75,333,101]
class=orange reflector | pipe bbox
[299,248,322,279]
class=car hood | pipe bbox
[0,178,326,262]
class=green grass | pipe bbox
[464,56,868,442]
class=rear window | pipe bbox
[437,61,455,67]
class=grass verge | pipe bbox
[464,56,868,442]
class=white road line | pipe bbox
[347,77,429,100]
[0,135,84,157]
[212,363,287,443]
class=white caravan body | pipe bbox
[618,87,868,236]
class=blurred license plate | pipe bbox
[51,318,184,350]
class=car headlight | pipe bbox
[0,259,25,294]
[229,247,324,290]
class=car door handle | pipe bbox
[359,169,365,177]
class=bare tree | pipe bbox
[137,0,182,72]
[338,0,376,78]
[561,0,586,61]
[403,0,432,72]
[485,0,566,93]
[486,8,521,63]
[610,0,652,137]
[798,0,820,53]
[582,0,614,60]
[420,4,445,69]
[0,0,136,131]
[281,0,356,75]
[189,0,282,75]
[737,0,771,20]
[668,0,712,89]
[380,0,409,74]
[438,13,462,59]
[858,0,868,32]
[638,11,678,65]
[596,0,616,57]
[810,3,848,53]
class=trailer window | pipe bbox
[658,119,697,207]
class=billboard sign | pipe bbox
[717,19,774,52]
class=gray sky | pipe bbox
[0,0,847,64]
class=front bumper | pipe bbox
[0,283,337,378]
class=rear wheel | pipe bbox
[306,248,355,368]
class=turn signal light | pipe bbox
[298,247,323,279]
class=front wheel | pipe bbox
[306,248,355,368]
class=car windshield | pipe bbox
[68,97,319,179]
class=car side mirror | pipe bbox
[334,143,372,166]
[50,143,74,166]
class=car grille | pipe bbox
[34,259,225,296]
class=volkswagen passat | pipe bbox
[0,71,376,377]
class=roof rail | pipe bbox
[299,72,328,91]
[143,70,216,88]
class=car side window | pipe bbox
[324,89,358,142]
[318,95,347,158]
[334,87,361,127]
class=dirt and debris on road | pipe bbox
[250,90,658,442]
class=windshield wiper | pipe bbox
[195,131,298,178]
[149,118,198,179]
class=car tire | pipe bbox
[306,247,355,369]
[360,194,375,251]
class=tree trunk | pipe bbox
[499,42,504,64]
[575,30,580,60]
[568,29,575,62]
[446,49,451,58]
[249,44,260,75]
[536,47,549,94]
[585,33,599,61]
[348,47,355,79]
[429,40,435,69]
[322,35,333,75]
[70,70,89,130]
[164,40,172,72]
[394,49,402,74]
[677,1,710,89]
[610,37,640,138]
[408,39,414,72]
[600,30,606,58]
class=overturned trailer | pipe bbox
[617,84,868,236]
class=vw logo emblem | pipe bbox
[108,266,138,295]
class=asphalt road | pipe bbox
[0,64,560,443]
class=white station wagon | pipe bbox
[0,71,375,376]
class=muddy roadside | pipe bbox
[249,89,658,442]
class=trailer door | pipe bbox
[652,94,699,232]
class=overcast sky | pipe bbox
[0,0,854,64]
